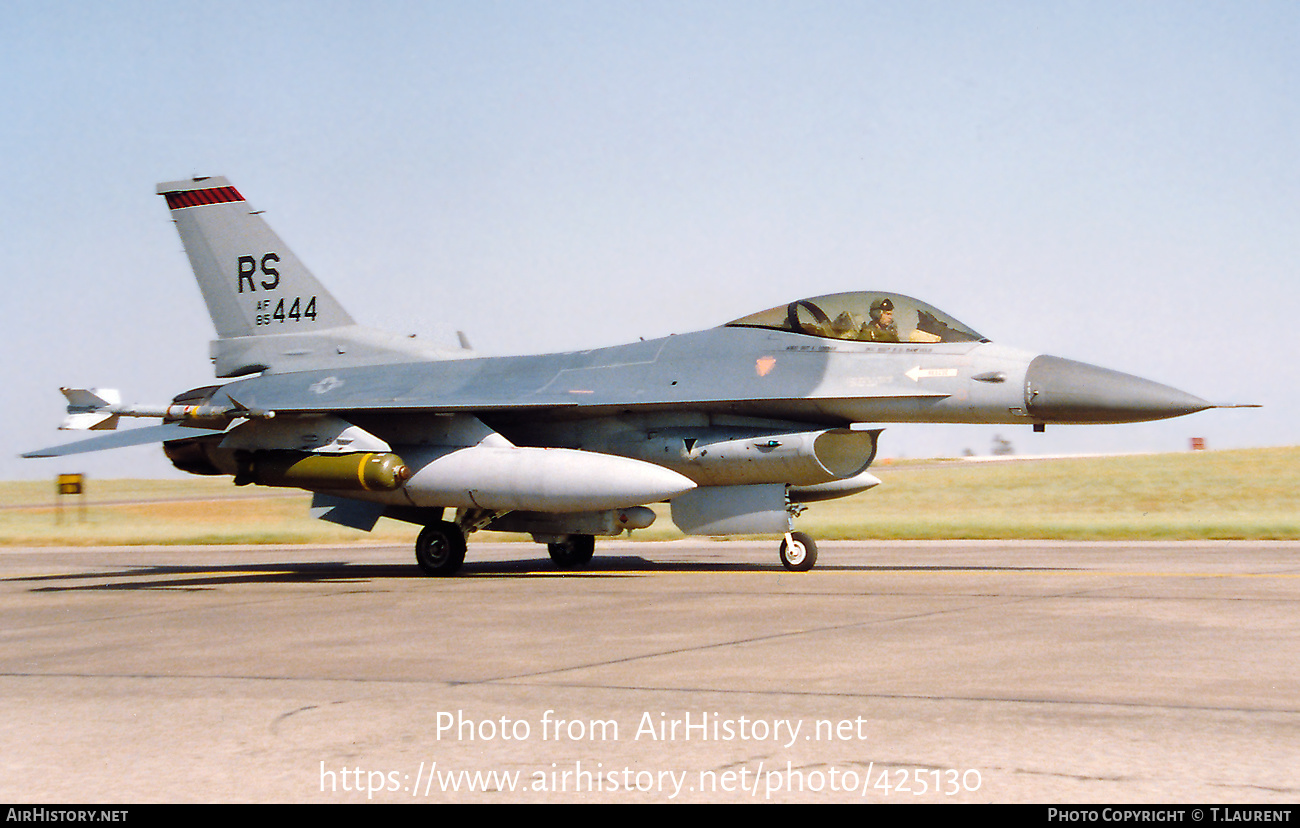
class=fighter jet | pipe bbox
[24,177,1220,573]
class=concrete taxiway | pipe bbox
[1,540,1297,803]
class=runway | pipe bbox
[2,539,1297,803]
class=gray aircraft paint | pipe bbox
[24,177,1225,573]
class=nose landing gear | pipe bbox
[779,531,817,571]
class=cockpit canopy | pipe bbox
[724,291,987,344]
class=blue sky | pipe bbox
[3,1,1296,478]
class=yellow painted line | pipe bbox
[1082,571,1300,579]
[985,570,1300,579]
[1,569,301,581]
[676,569,1300,579]
[160,570,300,578]
[4,568,1297,581]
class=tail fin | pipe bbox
[158,177,355,338]
[158,177,464,376]
[59,387,121,430]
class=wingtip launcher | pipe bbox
[56,386,275,431]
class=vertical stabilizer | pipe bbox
[158,177,467,377]
[157,177,354,338]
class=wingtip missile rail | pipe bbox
[58,387,275,431]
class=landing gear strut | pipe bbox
[547,534,595,569]
[779,531,817,571]
[415,520,467,576]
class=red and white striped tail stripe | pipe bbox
[162,186,245,210]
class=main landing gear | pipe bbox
[413,521,600,576]
[547,534,595,569]
[415,521,467,576]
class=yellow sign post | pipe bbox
[55,474,86,523]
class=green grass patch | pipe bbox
[2,447,1296,545]
[0,479,415,546]
[814,447,1300,540]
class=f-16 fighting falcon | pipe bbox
[24,177,1223,573]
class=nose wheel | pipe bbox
[779,531,817,571]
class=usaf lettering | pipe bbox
[237,253,280,292]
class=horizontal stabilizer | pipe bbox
[62,387,121,409]
[59,388,122,430]
[22,423,228,459]
[60,412,121,431]
[310,493,386,532]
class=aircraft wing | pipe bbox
[21,423,229,458]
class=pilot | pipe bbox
[862,297,899,342]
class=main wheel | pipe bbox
[415,521,467,576]
[779,531,818,571]
[547,534,595,569]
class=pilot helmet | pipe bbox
[869,297,894,320]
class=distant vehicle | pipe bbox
[25,177,1219,573]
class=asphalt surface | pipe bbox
[1,539,1297,803]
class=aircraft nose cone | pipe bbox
[1025,355,1212,424]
